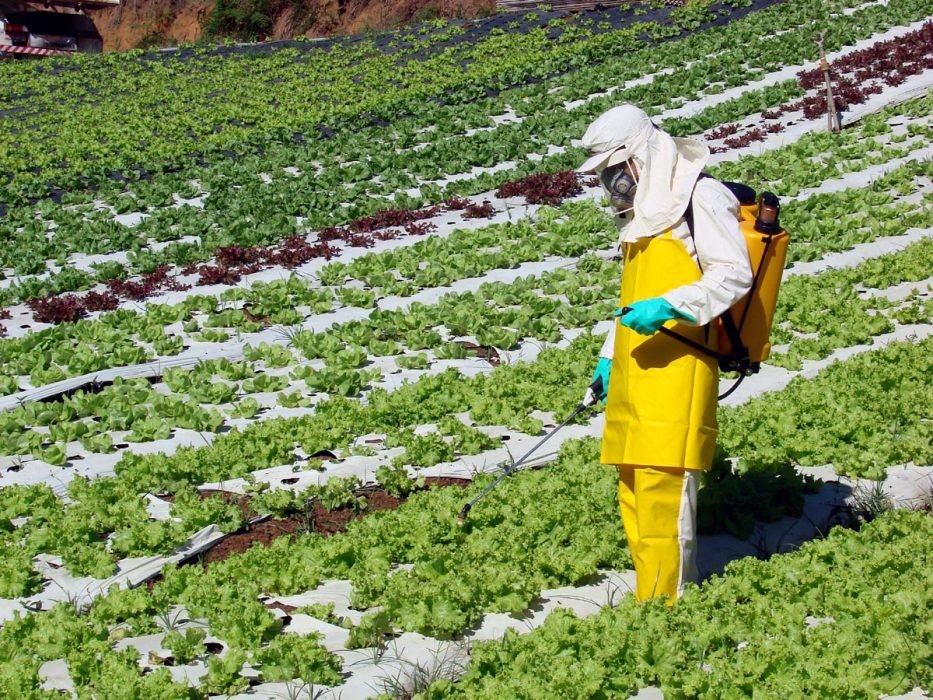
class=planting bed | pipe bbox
[197,477,471,567]
[1,0,932,697]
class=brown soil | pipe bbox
[413,476,471,489]
[158,476,472,574]
[89,0,212,52]
[265,599,298,614]
[210,516,306,563]
[241,305,270,326]
[456,340,501,366]
[87,0,495,52]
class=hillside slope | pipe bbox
[88,0,494,52]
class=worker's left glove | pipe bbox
[590,357,612,402]
[614,298,696,336]
[582,357,612,407]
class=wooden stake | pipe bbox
[814,32,841,133]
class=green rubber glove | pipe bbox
[614,298,696,336]
[591,357,612,402]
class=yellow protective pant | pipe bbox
[618,464,699,603]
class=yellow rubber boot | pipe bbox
[617,465,699,603]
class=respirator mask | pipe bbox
[600,160,639,216]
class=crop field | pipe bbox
[0,0,931,697]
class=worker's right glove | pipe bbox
[590,357,612,403]
[615,298,696,336]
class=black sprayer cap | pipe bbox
[754,191,781,234]
[725,181,757,206]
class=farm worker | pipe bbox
[577,104,753,602]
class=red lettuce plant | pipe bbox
[197,265,242,286]
[495,171,583,206]
[83,291,120,312]
[709,123,741,139]
[405,221,436,236]
[215,245,265,267]
[463,201,496,219]
[27,294,87,324]
[348,205,441,233]
[107,264,189,299]
[443,195,471,210]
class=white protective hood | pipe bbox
[577,104,710,242]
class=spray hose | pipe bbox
[616,306,756,401]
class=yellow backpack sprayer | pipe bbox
[652,177,789,399]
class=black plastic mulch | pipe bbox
[134,0,783,66]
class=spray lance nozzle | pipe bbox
[456,502,472,526]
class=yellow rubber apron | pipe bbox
[601,231,718,471]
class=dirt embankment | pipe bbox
[87,0,495,52]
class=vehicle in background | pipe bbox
[1,0,116,57]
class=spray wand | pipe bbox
[456,376,605,525]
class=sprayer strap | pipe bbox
[720,312,748,362]
[683,173,712,257]
[657,327,722,362]
[684,174,750,363]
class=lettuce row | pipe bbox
[0,1,727,203]
[769,235,933,369]
[2,149,928,394]
[0,197,617,389]
[720,337,933,479]
[427,508,933,698]
[1,338,929,692]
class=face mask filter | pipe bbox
[600,161,638,214]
